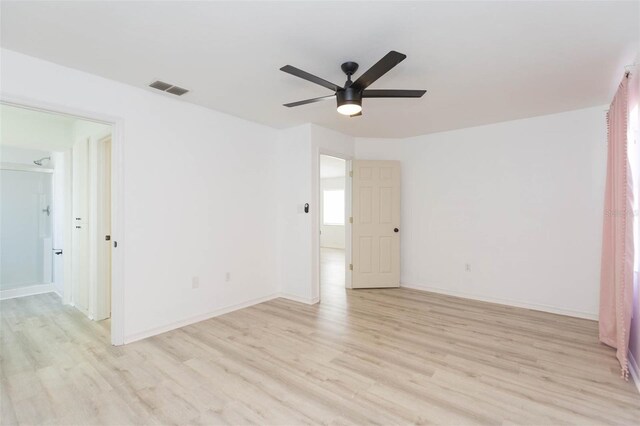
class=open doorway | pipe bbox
[319,154,348,303]
[0,103,114,342]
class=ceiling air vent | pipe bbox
[166,86,189,96]
[149,80,189,96]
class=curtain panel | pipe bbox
[599,75,635,379]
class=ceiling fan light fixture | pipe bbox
[337,102,362,116]
[336,88,362,116]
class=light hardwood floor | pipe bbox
[1,251,639,425]
[320,247,346,304]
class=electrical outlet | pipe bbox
[192,276,199,289]
[465,263,471,272]
[225,272,231,282]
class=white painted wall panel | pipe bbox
[2,49,280,339]
[356,106,607,319]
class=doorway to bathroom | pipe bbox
[0,103,114,340]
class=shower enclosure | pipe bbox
[0,166,54,294]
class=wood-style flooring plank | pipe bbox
[1,249,638,425]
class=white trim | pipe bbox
[110,112,125,346]
[345,159,352,289]
[278,293,320,305]
[62,149,73,306]
[629,350,640,394]
[401,283,598,320]
[124,293,280,344]
[93,135,112,321]
[316,150,353,302]
[0,162,54,173]
[123,292,323,344]
[1,283,55,300]
[1,93,126,346]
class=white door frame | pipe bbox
[1,93,125,346]
[92,135,112,321]
[315,149,353,302]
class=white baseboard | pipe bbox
[123,291,324,344]
[629,351,640,394]
[0,283,55,300]
[401,283,598,321]
[124,293,280,344]
[277,293,320,305]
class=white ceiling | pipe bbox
[321,155,346,179]
[1,1,638,138]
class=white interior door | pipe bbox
[71,137,90,315]
[352,160,400,288]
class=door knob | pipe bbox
[394,228,399,233]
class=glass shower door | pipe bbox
[0,169,53,291]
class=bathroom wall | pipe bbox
[0,146,54,291]
[0,146,51,165]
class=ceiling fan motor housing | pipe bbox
[337,87,362,109]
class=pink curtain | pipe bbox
[599,75,635,379]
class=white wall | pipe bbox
[275,124,313,302]
[356,106,607,319]
[275,124,354,302]
[2,49,281,341]
[320,176,346,249]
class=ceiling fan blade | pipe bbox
[280,65,341,92]
[351,51,407,91]
[350,111,362,117]
[362,89,426,98]
[283,95,335,108]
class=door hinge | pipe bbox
[349,217,353,224]
[349,264,353,271]
[349,171,353,177]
